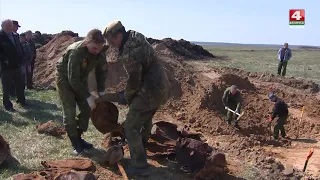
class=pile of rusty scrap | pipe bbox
[12,158,96,180]
[18,100,227,179]
[146,121,228,178]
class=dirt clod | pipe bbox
[36,120,66,138]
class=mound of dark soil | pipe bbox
[147,37,215,60]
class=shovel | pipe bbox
[226,107,244,121]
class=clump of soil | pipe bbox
[36,120,66,138]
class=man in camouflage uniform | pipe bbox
[102,21,170,175]
[222,85,242,128]
[56,29,107,155]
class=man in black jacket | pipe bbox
[0,19,26,111]
[25,30,36,89]
[268,93,289,140]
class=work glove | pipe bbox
[87,95,97,110]
[225,106,228,110]
[117,91,128,105]
[99,92,106,96]
[235,108,239,114]
[90,91,99,100]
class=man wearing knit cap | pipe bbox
[268,93,289,140]
[102,20,170,175]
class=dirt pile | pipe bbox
[33,34,82,88]
[32,30,79,49]
[147,37,215,60]
[217,67,319,93]
[33,34,211,90]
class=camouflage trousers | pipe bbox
[226,103,241,125]
[56,81,90,137]
[124,93,158,168]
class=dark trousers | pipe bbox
[277,61,288,76]
[1,68,26,109]
[26,65,33,88]
[273,116,288,139]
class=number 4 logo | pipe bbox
[289,9,305,26]
[289,9,305,22]
[291,11,302,20]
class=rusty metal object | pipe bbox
[54,171,96,180]
[91,101,124,135]
[0,135,10,165]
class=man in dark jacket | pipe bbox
[25,30,36,89]
[277,43,292,76]
[268,93,289,140]
[11,20,26,96]
[0,19,26,111]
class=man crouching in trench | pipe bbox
[55,29,108,155]
[102,20,170,175]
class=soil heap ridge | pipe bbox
[33,33,215,89]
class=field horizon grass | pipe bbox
[0,45,319,179]
[195,45,320,84]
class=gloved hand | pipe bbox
[87,95,97,110]
[90,91,99,100]
[235,108,239,114]
[99,92,105,96]
[117,91,128,105]
[225,106,228,110]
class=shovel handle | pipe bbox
[117,162,128,180]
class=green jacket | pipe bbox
[118,30,170,107]
[56,40,107,99]
[222,87,242,109]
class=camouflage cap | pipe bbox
[102,20,124,37]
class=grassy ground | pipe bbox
[191,46,320,83]
[0,46,319,179]
[0,89,128,179]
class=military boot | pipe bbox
[77,129,94,150]
[69,136,85,155]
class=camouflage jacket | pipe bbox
[118,30,170,107]
[56,40,107,98]
[222,86,242,109]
